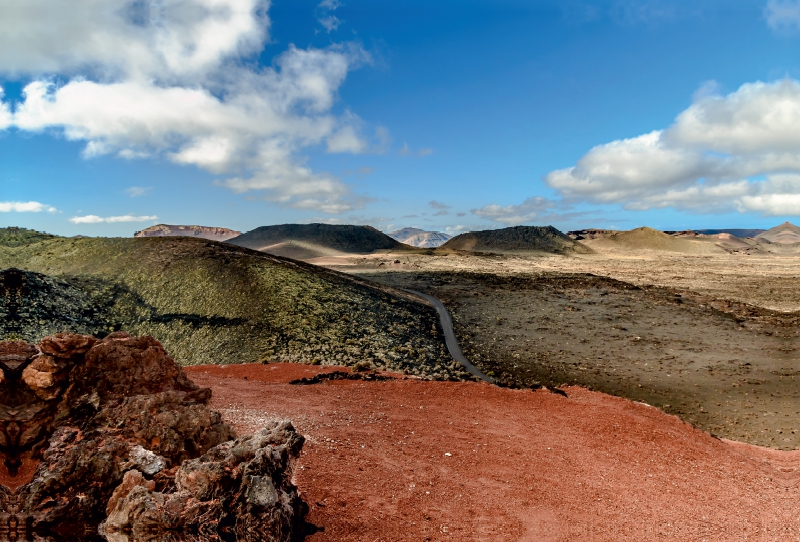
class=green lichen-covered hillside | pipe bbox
[0,228,460,378]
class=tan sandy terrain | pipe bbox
[331,243,800,311]
[187,363,800,541]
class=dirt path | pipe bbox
[186,363,800,541]
[401,288,495,383]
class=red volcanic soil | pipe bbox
[186,363,800,541]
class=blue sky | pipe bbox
[3,0,800,236]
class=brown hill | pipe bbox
[227,223,411,256]
[134,224,241,242]
[594,227,725,254]
[440,226,591,254]
[755,222,800,244]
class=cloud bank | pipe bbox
[69,214,158,224]
[0,201,57,213]
[2,0,372,213]
[545,79,800,216]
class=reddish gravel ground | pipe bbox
[186,363,800,541]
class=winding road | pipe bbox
[402,289,496,384]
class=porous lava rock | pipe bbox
[102,421,305,542]
[0,333,306,542]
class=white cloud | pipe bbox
[471,197,558,225]
[125,186,152,197]
[445,224,488,236]
[3,0,373,213]
[317,0,341,32]
[69,214,158,224]
[429,200,450,210]
[0,201,57,212]
[765,0,800,31]
[326,125,367,153]
[545,79,800,216]
[0,89,10,130]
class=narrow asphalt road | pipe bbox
[402,289,496,384]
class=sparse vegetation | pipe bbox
[0,228,463,378]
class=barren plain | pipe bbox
[315,243,800,450]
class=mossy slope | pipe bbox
[0,229,456,376]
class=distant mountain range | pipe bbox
[388,227,451,248]
[134,224,241,242]
[693,228,766,238]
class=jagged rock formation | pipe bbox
[0,333,306,541]
[388,228,451,248]
[134,224,242,242]
[441,226,592,254]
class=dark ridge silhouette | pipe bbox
[228,223,409,254]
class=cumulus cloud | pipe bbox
[471,196,559,225]
[429,200,450,210]
[765,0,800,31]
[445,224,488,236]
[545,79,800,216]
[0,201,57,212]
[69,214,158,224]
[3,0,373,213]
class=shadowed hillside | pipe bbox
[440,226,592,254]
[228,223,412,257]
[0,228,457,377]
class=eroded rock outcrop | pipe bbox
[0,333,306,542]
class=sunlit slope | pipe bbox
[0,229,451,374]
[440,225,593,254]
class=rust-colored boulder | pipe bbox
[0,333,306,542]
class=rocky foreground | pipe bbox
[0,334,307,542]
